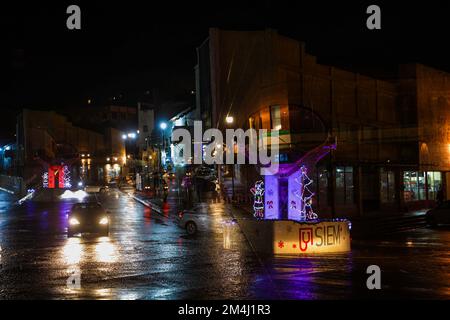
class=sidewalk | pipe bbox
[121,187,169,217]
[232,201,429,239]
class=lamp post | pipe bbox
[159,122,167,195]
[160,122,167,171]
[225,115,235,201]
[122,131,138,178]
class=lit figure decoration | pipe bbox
[63,165,72,189]
[297,166,318,221]
[42,172,49,188]
[250,180,265,219]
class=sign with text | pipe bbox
[273,220,351,254]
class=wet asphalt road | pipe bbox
[0,189,449,299]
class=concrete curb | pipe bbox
[126,192,167,218]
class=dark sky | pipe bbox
[2,1,450,139]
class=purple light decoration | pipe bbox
[261,140,337,222]
[288,171,303,221]
[264,175,279,220]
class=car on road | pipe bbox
[194,166,216,180]
[426,201,450,227]
[84,184,108,193]
[68,202,110,237]
[176,206,209,235]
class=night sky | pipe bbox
[2,1,450,139]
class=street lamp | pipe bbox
[224,117,235,200]
[122,134,127,140]
[159,122,167,169]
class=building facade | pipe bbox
[197,28,450,218]
[15,109,126,189]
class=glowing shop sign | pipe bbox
[274,220,351,254]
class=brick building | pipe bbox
[196,28,450,217]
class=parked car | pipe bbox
[68,202,110,237]
[176,205,209,235]
[426,201,450,227]
[195,166,216,180]
[84,184,108,193]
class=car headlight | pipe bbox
[69,217,80,225]
[99,217,109,225]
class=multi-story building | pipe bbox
[15,109,126,189]
[196,28,450,218]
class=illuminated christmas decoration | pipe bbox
[298,166,318,220]
[250,180,265,219]
[42,172,49,188]
[63,165,72,189]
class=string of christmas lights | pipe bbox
[63,165,72,189]
[250,180,265,219]
[294,166,318,221]
[42,172,49,188]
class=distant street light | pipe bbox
[160,122,167,130]
[122,134,127,140]
[225,116,234,124]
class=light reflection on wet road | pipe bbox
[0,190,449,299]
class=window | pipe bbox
[418,172,426,200]
[143,125,148,133]
[403,171,417,202]
[335,166,354,205]
[111,112,118,120]
[275,153,288,163]
[317,167,329,207]
[403,171,426,202]
[270,105,282,130]
[427,171,442,200]
[380,169,395,203]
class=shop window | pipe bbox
[418,172,426,200]
[427,171,442,200]
[335,166,354,205]
[280,105,289,131]
[403,171,426,202]
[317,167,329,207]
[380,169,395,203]
[403,171,417,202]
[270,105,282,130]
